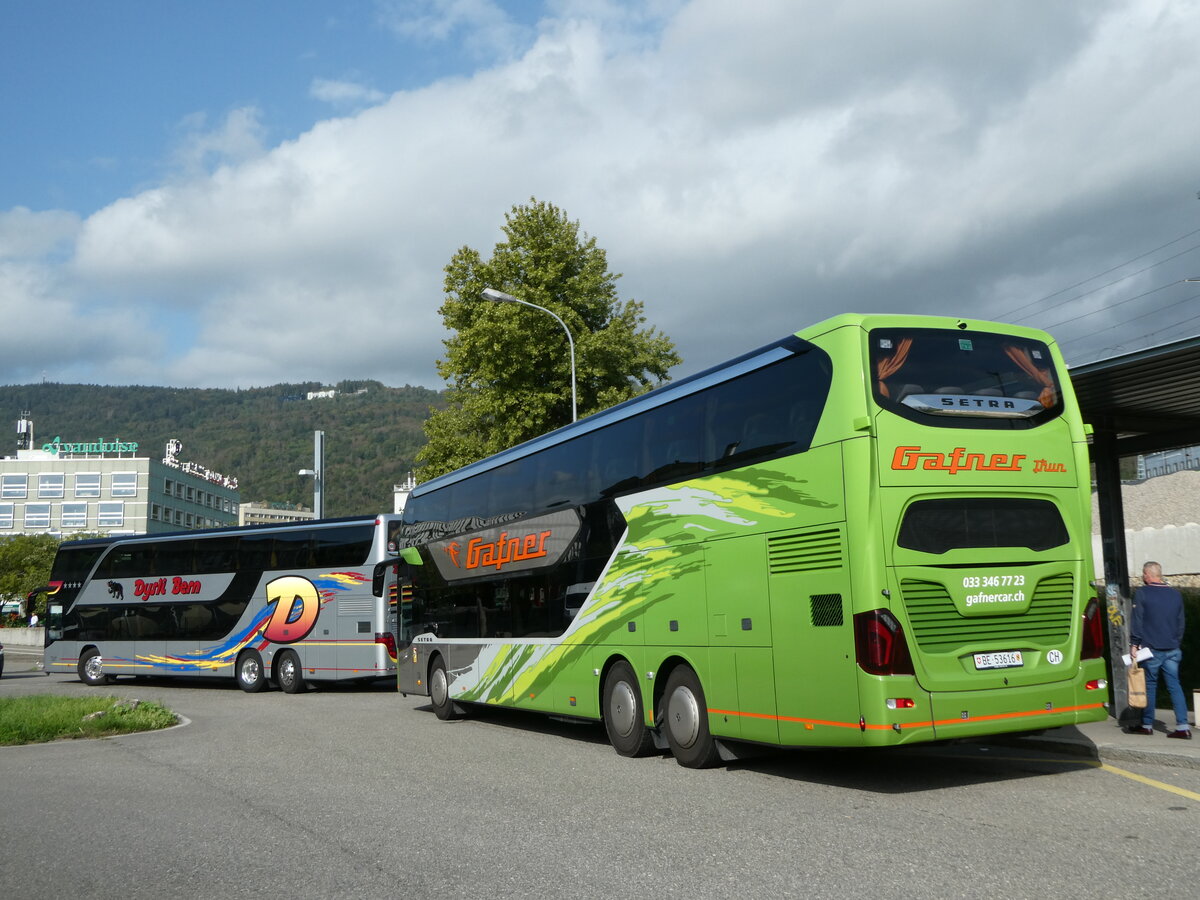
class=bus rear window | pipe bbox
[898,498,1069,553]
[871,328,1062,429]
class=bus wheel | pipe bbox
[275,650,305,694]
[235,650,267,693]
[429,656,461,720]
[78,648,111,686]
[662,665,720,768]
[603,660,654,757]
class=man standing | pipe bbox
[1128,561,1191,739]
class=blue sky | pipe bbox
[2,0,1200,390]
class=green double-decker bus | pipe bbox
[396,313,1108,766]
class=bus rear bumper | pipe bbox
[926,679,1108,742]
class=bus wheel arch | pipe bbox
[235,649,267,693]
[78,646,111,686]
[660,662,720,768]
[600,656,655,757]
[274,649,305,694]
[428,653,462,720]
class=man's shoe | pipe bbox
[1126,726,1154,735]
[1166,729,1192,740]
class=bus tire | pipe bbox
[275,650,305,694]
[603,660,655,757]
[235,649,267,693]
[662,665,720,768]
[429,656,461,720]
[78,648,111,686]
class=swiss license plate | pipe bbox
[974,650,1024,670]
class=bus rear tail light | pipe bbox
[1086,679,1107,691]
[854,609,915,676]
[886,698,915,709]
[375,631,397,659]
[1080,597,1104,659]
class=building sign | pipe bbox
[162,438,239,490]
[42,436,139,455]
[428,509,581,582]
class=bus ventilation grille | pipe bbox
[337,597,375,616]
[899,573,1074,653]
[810,593,844,627]
[767,527,843,574]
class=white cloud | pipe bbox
[7,0,1200,388]
[377,0,529,59]
[170,107,267,178]
[0,207,80,260]
[310,78,388,109]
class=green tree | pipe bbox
[418,199,681,479]
[0,534,60,618]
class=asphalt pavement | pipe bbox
[4,644,1196,767]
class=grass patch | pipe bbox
[0,695,178,746]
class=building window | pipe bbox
[0,503,13,528]
[98,502,124,528]
[164,478,174,495]
[75,473,101,497]
[185,512,194,528]
[174,509,183,525]
[38,473,65,498]
[2,473,27,499]
[186,486,195,502]
[151,504,161,521]
[24,503,51,529]
[61,502,88,528]
[111,472,138,497]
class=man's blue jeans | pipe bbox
[1140,648,1191,731]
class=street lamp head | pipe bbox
[482,287,519,304]
[298,469,315,476]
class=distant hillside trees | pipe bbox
[0,380,443,517]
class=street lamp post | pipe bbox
[298,430,325,519]
[482,287,577,423]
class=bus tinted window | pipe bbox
[871,328,1063,429]
[897,498,1069,553]
[313,525,374,566]
[405,345,832,532]
[51,543,110,585]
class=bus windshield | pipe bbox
[871,327,1062,427]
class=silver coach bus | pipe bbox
[36,516,405,692]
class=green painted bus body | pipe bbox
[398,313,1107,751]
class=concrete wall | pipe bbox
[0,627,45,648]
[1092,522,1200,580]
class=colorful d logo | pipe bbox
[262,575,320,644]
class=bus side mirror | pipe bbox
[371,561,397,598]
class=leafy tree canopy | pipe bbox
[418,199,681,478]
[0,534,61,614]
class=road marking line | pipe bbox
[938,751,1200,801]
[1097,762,1200,802]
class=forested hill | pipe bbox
[0,381,444,517]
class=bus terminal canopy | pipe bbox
[1068,334,1200,593]
[1070,334,1200,458]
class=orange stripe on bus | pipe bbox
[709,702,1104,731]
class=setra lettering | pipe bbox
[891,445,1027,474]
[940,397,1019,410]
